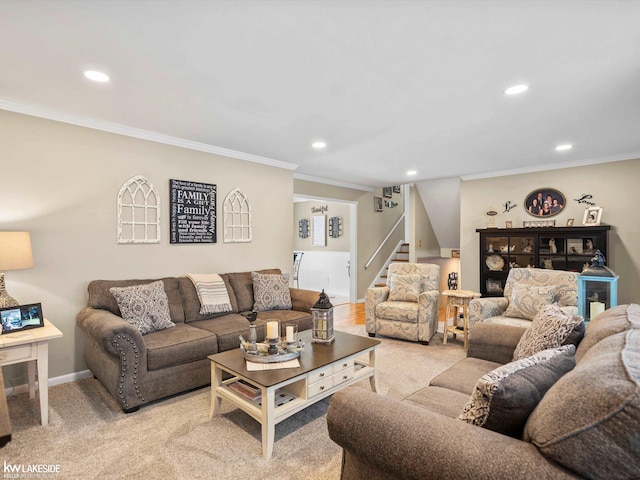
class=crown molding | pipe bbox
[460,152,640,181]
[293,173,373,192]
[0,98,298,171]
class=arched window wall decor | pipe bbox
[223,188,252,243]
[117,175,161,244]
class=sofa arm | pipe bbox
[76,307,146,363]
[468,297,508,328]
[467,322,526,364]
[289,288,320,313]
[365,287,389,335]
[327,388,577,480]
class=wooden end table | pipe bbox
[442,290,481,349]
[0,319,63,425]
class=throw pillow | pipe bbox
[388,274,422,302]
[513,303,584,360]
[458,344,576,437]
[251,272,292,312]
[109,280,175,335]
[502,283,557,320]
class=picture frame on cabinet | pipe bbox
[505,221,513,229]
[582,206,603,226]
[566,218,575,227]
[486,279,503,294]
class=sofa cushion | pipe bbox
[227,269,281,312]
[144,323,218,371]
[404,386,471,418]
[88,277,185,322]
[513,303,583,360]
[375,301,418,323]
[256,310,313,333]
[109,280,176,335]
[177,275,239,322]
[189,314,251,352]
[251,271,292,312]
[459,345,576,438]
[388,274,422,302]
[524,328,640,479]
[575,303,640,362]
[430,357,503,396]
[503,283,557,321]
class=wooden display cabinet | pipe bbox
[476,225,611,297]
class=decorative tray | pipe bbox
[240,340,304,364]
[486,254,505,271]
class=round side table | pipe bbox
[441,290,481,349]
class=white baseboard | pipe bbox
[4,369,93,397]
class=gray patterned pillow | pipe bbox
[513,303,583,360]
[388,274,422,302]
[459,344,576,437]
[503,283,557,320]
[110,280,175,335]
[251,272,292,312]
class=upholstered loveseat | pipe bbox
[328,304,640,479]
[76,269,319,412]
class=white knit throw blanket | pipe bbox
[187,274,232,315]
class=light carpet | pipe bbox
[2,324,466,479]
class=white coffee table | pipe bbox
[0,319,63,425]
[209,330,380,459]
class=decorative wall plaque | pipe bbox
[117,175,160,244]
[170,179,216,244]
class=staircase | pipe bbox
[374,243,410,287]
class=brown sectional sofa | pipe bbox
[327,304,640,480]
[76,269,319,412]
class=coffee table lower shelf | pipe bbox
[208,336,379,459]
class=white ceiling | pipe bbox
[2,0,640,189]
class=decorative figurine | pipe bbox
[549,238,557,254]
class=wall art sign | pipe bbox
[574,193,596,206]
[524,188,565,218]
[170,179,216,244]
[311,205,328,214]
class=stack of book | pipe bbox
[228,380,262,401]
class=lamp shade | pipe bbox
[0,232,34,271]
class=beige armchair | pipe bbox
[469,268,579,329]
[365,263,440,344]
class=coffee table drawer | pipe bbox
[333,366,354,386]
[308,376,334,397]
[308,365,333,384]
[333,358,354,373]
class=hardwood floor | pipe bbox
[333,302,447,327]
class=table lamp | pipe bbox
[0,232,34,308]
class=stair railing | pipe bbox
[365,213,405,269]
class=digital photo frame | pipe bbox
[0,302,44,334]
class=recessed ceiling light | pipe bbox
[406,170,417,176]
[555,144,573,151]
[311,141,326,149]
[83,70,110,82]
[503,84,529,95]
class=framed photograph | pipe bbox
[382,187,393,198]
[1,303,44,334]
[582,206,603,226]
[566,218,575,227]
[505,221,513,229]
[486,279,503,294]
[374,196,383,212]
[392,185,401,194]
[524,188,566,218]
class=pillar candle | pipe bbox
[266,321,278,339]
[590,302,605,319]
[286,325,294,342]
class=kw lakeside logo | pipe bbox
[3,461,61,478]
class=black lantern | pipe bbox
[311,289,334,343]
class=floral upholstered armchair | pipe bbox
[365,263,440,345]
[469,268,579,330]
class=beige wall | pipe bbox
[460,158,640,304]
[1,110,294,382]
[294,201,350,252]
[409,186,440,261]
[294,180,406,299]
